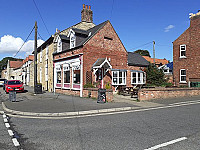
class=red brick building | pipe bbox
[53,5,149,97]
[173,11,200,87]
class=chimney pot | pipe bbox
[86,5,88,9]
[89,5,91,10]
[83,4,85,9]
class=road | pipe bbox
[1,99,200,150]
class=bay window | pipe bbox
[112,70,126,85]
[131,71,145,84]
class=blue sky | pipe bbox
[0,0,199,61]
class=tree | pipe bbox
[146,63,166,86]
[134,49,151,57]
[0,57,23,73]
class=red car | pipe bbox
[5,80,24,94]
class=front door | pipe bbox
[96,68,103,88]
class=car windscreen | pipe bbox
[8,81,21,85]
[0,79,6,81]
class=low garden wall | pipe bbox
[83,88,113,102]
[138,87,200,101]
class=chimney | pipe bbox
[81,4,93,23]
[189,10,200,27]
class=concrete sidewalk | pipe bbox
[0,86,164,117]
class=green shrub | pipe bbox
[83,83,95,88]
[105,82,111,89]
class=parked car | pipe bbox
[0,78,6,87]
[3,79,7,90]
[5,80,24,94]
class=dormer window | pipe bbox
[56,36,62,53]
[68,29,76,49]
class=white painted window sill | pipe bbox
[179,56,187,59]
[179,81,187,83]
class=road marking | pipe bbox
[5,123,10,128]
[12,138,20,147]
[6,99,200,119]
[144,137,187,150]
[3,114,7,118]
[8,129,14,136]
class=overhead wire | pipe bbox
[129,41,153,51]
[32,0,50,36]
[13,26,35,57]
[110,0,114,21]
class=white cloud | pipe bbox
[0,35,44,56]
[164,25,175,32]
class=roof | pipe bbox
[166,62,173,70]
[35,36,54,53]
[23,55,34,64]
[128,52,149,67]
[53,20,109,55]
[75,20,108,48]
[142,56,169,65]
[9,61,23,69]
[59,34,70,41]
[92,58,112,69]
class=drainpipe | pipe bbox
[80,55,83,97]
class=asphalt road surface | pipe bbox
[2,100,200,150]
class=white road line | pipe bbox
[8,129,14,136]
[5,123,10,128]
[144,137,187,150]
[12,138,20,147]
[3,114,7,118]
[3,118,8,122]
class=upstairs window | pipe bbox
[180,69,186,83]
[70,31,76,49]
[112,70,126,85]
[56,36,62,53]
[180,44,186,58]
[46,44,49,60]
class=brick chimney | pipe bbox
[189,10,200,27]
[81,4,93,23]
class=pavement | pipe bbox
[1,85,200,118]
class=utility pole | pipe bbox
[34,21,37,93]
[153,41,155,64]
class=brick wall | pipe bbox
[138,87,200,101]
[82,88,113,102]
[173,13,200,86]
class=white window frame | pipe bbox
[56,67,61,84]
[45,64,48,81]
[180,44,186,58]
[68,29,76,49]
[180,69,187,83]
[131,72,145,84]
[112,71,126,85]
[72,65,80,85]
[57,36,62,53]
[63,64,70,86]
[40,67,42,83]
[46,44,49,60]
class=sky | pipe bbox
[0,0,199,61]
